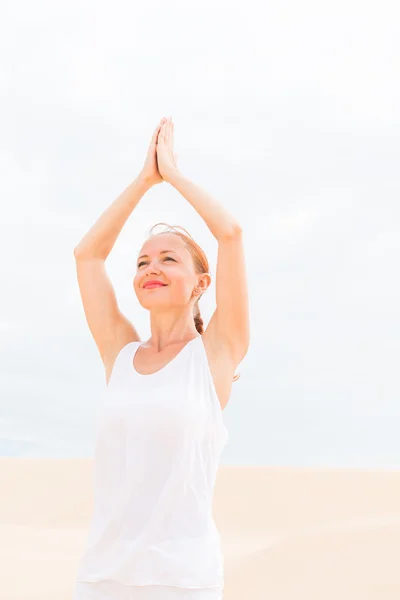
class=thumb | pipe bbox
[150,120,163,146]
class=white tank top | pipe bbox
[76,335,229,589]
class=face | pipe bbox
[133,233,210,311]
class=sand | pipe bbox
[1,458,399,599]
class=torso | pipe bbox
[104,330,235,411]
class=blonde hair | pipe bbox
[145,222,240,382]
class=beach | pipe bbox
[1,458,400,599]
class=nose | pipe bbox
[144,264,161,275]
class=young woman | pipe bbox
[72,116,250,600]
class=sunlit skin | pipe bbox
[74,114,245,403]
[140,115,178,187]
[133,232,211,351]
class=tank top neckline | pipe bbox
[131,335,202,377]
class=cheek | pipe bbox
[133,275,141,292]
[170,271,190,289]
[173,279,195,299]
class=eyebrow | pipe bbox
[137,250,178,261]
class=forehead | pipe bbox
[138,234,187,258]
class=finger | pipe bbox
[158,123,165,144]
[168,117,174,149]
[154,120,163,136]
[159,122,166,143]
[151,120,164,144]
[167,117,172,147]
[165,117,171,146]
[149,128,160,149]
[156,121,164,141]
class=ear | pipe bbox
[198,273,211,293]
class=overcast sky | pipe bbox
[1,0,399,467]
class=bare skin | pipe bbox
[74,116,247,413]
[103,231,238,411]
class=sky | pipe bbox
[1,0,399,467]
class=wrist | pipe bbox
[165,168,183,185]
[136,172,156,189]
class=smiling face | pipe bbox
[133,233,210,311]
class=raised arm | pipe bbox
[73,175,151,378]
[73,120,165,381]
[157,118,250,371]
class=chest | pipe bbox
[131,340,233,412]
[105,338,234,413]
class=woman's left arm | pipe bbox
[157,117,242,240]
[168,171,250,365]
[167,170,242,240]
[157,118,250,362]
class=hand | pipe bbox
[156,116,179,183]
[139,118,166,186]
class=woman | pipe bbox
[72,116,250,599]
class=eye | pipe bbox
[137,256,176,268]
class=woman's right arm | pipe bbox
[73,174,153,374]
[74,174,152,260]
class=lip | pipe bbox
[143,281,167,289]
